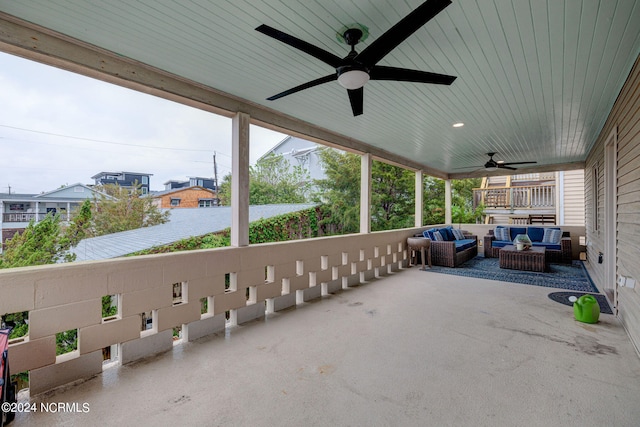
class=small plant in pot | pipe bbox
[513,234,532,251]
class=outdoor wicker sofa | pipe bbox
[421,226,478,267]
[484,225,572,263]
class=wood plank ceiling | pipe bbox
[1,0,639,178]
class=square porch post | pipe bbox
[445,179,452,224]
[231,112,250,247]
[360,153,372,234]
[415,170,423,227]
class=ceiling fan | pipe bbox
[481,152,537,171]
[255,0,457,116]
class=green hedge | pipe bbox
[130,207,321,255]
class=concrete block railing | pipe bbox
[0,227,421,395]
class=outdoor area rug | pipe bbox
[547,291,613,315]
[423,256,599,293]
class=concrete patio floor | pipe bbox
[14,266,640,426]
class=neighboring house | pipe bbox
[70,204,317,261]
[473,170,585,226]
[0,183,108,249]
[151,186,218,208]
[164,177,217,191]
[91,171,152,194]
[258,136,326,184]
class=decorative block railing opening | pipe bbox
[0,227,420,396]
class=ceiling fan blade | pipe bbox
[370,66,456,84]
[356,0,452,67]
[499,165,518,171]
[347,87,364,116]
[266,74,337,101]
[501,161,537,166]
[256,24,343,68]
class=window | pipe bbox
[141,187,148,195]
[142,176,149,185]
[198,199,213,208]
[170,198,181,207]
[198,179,204,186]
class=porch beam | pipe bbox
[360,153,372,234]
[231,112,250,247]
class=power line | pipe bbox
[0,123,215,152]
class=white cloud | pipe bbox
[0,52,287,193]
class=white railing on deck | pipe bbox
[474,184,556,209]
[0,227,419,395]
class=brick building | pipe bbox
[151,186,218,208]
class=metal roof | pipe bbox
[70,204,317,261]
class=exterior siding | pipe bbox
[585,54,640,350]
[562,170,585,226]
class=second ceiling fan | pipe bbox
[482,153,537,171]
[256,0,457,116]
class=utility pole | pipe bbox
[213,152,219,205]
[6,184,11,194]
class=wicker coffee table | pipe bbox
[499,245,546,272]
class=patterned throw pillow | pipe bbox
[494,227,510,241]
[542,228,562,244]
[452,228,465,240]
[433,230,444,241]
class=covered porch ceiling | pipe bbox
[1,0,639,179]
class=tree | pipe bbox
[423,177,484,225]
[65,199,93,245]
[371,161,415,231]
[0,213,73,268]
[423,176,446,225]
[217,154,311,205]
[90,183,169,236]
[313,149,361,234]
[314,147,483,233]
[218,174,232,206]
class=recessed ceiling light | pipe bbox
[453,122,464,128]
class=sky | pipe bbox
[0,51,288,194]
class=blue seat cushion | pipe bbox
[509,227,527,241]
[532,241,562,250]
[454,239,477,252]
[527,227,545,242]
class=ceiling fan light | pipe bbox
[485,166,498,172]
[337,70,370,90]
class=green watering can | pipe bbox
[573,295,600,324]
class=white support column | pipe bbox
[67,202,71,221]
[415,170,423,227]
[35,201,40,222]
[231,112,250,247]
[360,153,372,234]
[444,179,452,225]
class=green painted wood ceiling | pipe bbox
[1,0,639,177]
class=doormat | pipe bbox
[547,291,613,315]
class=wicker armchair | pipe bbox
[430,235,478,267]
